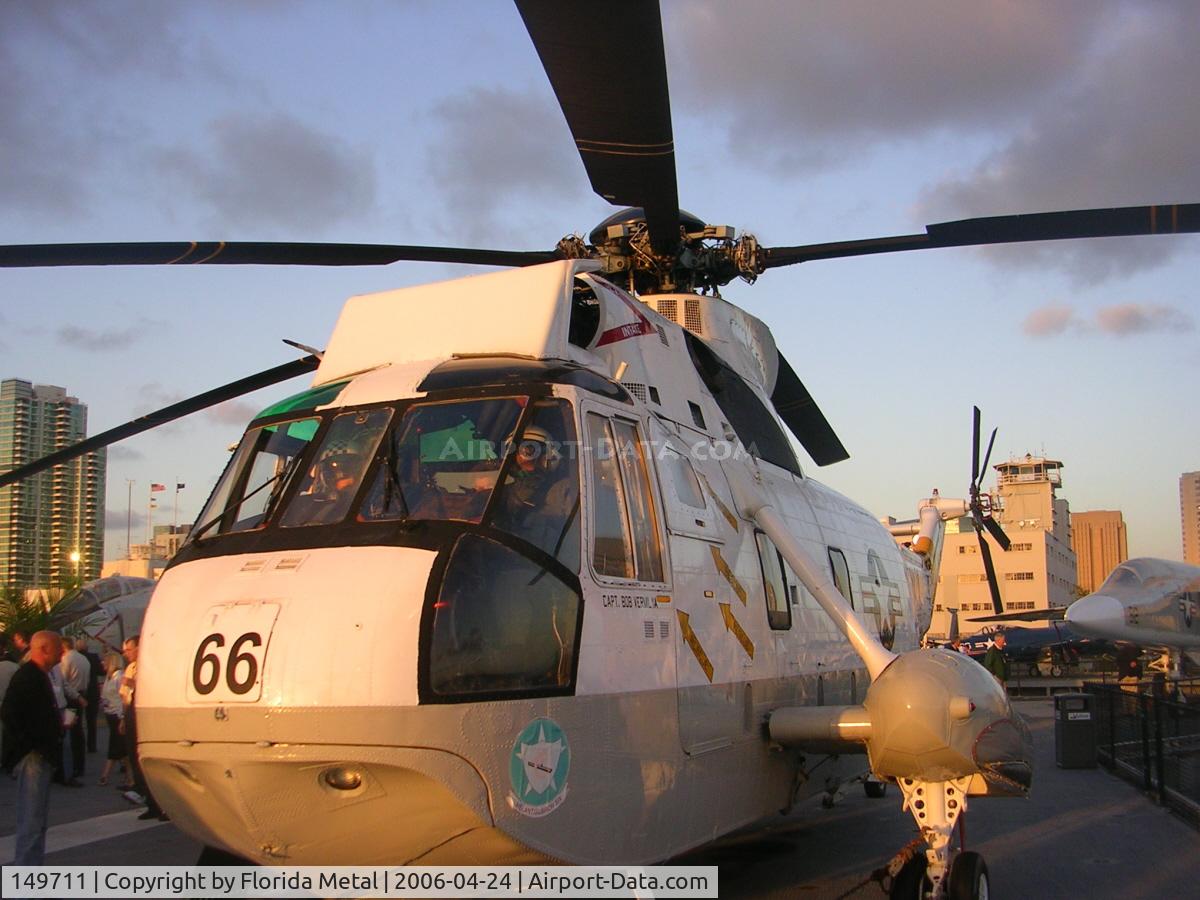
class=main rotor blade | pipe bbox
[771,352,848,466]
[976,527,1004,615]
[0,355,319,490]
[762,203,1200,268]
[0,242,561,269]
[515,0,680,255]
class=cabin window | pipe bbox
[755,532,791,630]
[587,413,664,582]
[192,416,319,538]
[611,420,664,582]
[279,408,392,527]
[587,413,635,578]
[659,441,705,509]
[488,399,581,572]
[358,397,526,525]
[828,547,855,610]
[428,534,580,698]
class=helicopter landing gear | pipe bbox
[946,850,990,899]
[896,775,972,898]
[820,775,846,809]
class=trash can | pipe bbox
[1054,692,1097,768]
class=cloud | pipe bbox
[918,2,1200,279]
[0,2,203,219]
[1095,303,1193,336]
[664,3,1198,280]
[425,86,587,240]
[105,507,146,532]
[666,2,1114,169]
[154,113,377,232]
[1022,301,1193,338]
[56,324,145,352]
[1022,305,1081,337]
[106,445,144,462]
[205,400,261,427]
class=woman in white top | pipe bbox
[98,653,128,786]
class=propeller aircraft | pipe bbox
[3,3,1200,898]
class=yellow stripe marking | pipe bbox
[710,545,747,606]
[676,610,714,683]
[719,602,755,660]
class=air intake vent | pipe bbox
[656,324,669,346]
[644,620,656,640]
[275,556,306,571]
[657,297,678,322]
[623,382,648,403]
[684,298,703,334]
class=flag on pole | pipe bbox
[176,483,186,490]
[150,483,166,492]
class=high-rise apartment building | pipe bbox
[0,380,106,593]
[1071,510,1128,594]
[931,454,1077,638]
[1182,472,1200,566]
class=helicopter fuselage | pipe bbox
[135,261,932,864]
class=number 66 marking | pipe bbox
[192,631,263,696]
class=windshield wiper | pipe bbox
[189,464,296,543]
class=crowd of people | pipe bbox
[0,628,165,865]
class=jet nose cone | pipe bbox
[1065,593,1123,636]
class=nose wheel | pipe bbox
[883,776,990,899]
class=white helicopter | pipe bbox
[2,3,1198,898]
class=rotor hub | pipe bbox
[566,207,764,295]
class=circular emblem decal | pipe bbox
[508,717,570,818]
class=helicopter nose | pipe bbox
[1065,592,1123,636]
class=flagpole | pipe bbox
[173,477,179,532]
[147,486,153,544]
[126,479,134,557]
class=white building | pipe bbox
[930,454,1077,639]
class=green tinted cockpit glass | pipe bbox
[255,380,350,420]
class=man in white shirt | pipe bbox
[58,637,89,783]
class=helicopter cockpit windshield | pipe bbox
[188,394,581,574]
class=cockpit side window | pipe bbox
[586,413,665,583]
[192,416,319,538]
[587,413,635,579]
[488,399,581,572]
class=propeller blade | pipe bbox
[982,513,1012,552]
[976,526,1004,615]
[761,203,1200,268]
[515,0,680,255]
[771,352,848,466]
[980,426,998,480]
[0,355,320,490]
[971,406,982,486]
[0,242,561,269]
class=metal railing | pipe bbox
[1085,681,1200,828]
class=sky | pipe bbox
[1,0,1197,562]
